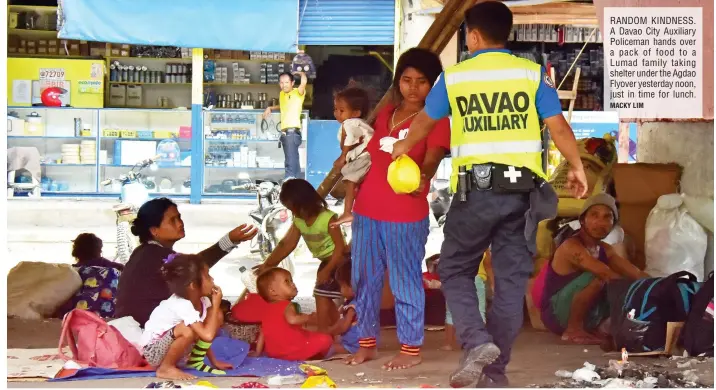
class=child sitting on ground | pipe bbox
[423,251,492,351]
[72,232,124,271]
[254,179,347,333]
[327,259,360,355]
[253,267,333,361]
[329,86,374,226]
[140,253,232,380]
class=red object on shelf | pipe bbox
[41,87,65,107]
[179,126,192,139]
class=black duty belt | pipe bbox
[457,163,538,201]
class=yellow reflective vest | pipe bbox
[445,51,547,191]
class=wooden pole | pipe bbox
[315,0,481,198]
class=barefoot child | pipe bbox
[140,254,233,380]
[330,86,374,226]
[254,179,346,333]
[254,267,333,360]
[327,259,361,355]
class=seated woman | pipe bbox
[114,198,257,327]
[540,193,648,345]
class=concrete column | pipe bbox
[397,0,437,56]
[190,48,204,204]
[637,122,714,198]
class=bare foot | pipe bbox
[561,330,604,345]
[331,213,354,227]
[440,344,455,351]
[343,347,377,365]
[156,365,196,381]
[382,353,422,371]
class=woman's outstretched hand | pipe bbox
[229,224,259,243]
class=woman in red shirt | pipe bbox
[344,48,451,370]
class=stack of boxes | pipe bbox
[7,38,117,57]
[510,25,602,43]
[214,65,228,84]
[80,140,97,165]
[250,51,288,61]
[232,63,250,84]
[261,62,288,84]
[61,143,81,164]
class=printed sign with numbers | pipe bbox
[39,68,65,80]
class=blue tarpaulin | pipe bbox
[58,0,299,52]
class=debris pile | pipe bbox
[529,357,713,388]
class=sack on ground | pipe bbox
[107,316,144,353]
[680,272,714,357]
[58,309,145,368]
[612,271,701,353]
[645,194,707,281]
[7,261,82,320]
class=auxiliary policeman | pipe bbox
[391,2,588,388]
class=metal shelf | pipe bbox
[100,137,192,142]
[8,29,58,38]
[9,136,96,139]
[41,163,95,167]
[109,82,192,86]
[101,164,191,168]
[205,138,278,143]
[204,166,284,170]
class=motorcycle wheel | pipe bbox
[258,236,273,260]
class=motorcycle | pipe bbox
[243,180,296,276]
[101,155,160,264]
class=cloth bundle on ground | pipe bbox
[680,272,714,357]
[7,261,82,320]
[607,271,702,353]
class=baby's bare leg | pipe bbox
[333,181,357,226]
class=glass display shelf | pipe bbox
[202,109,308,196]
[8,107,99,193]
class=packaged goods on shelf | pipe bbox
[109,85,127,107]
[61,143,80,164]
[126,85,143,107]
[114,140,157,166]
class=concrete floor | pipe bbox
[7,199,715,387]
[7,317,714,388]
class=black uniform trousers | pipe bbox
[438,182,558,380]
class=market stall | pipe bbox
[6,0,313,203]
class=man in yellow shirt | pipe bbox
[263,71,308,180]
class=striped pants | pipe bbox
[351,212,429,347]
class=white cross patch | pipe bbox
[504,166,522,183]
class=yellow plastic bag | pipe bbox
[299,364,327,376]
[387,155,421,194]
[301,375,337,388]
